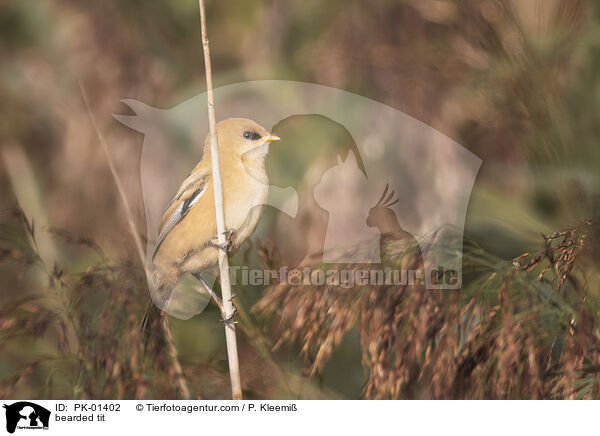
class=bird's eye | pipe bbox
[242,131,261,140]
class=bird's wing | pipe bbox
[163,164,208,213]
[153,169,210,259]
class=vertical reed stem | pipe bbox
[80,83,192,400]
[198,0,243,400]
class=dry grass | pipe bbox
[0,206,195,399]
[2,204,599,399]
[255,221,600,399]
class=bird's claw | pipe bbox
[210,238,231,251]
[220,305,238,326]
[210,229,234,253]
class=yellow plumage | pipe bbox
[151,117,280,300]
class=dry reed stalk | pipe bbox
[79,83,192,400]
[161,315,192,399]
[198,0,243,400]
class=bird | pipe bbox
[142,118,280,336]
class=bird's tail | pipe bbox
[142,267,178,355]
[141,299,163,356]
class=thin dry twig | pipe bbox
[79,83,145,267]
[79,83,192,399]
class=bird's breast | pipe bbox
[222,164,269,232]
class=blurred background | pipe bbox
[1,0,599,399]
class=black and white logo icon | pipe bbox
[2,402,50,434]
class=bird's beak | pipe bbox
[262,134,281,143]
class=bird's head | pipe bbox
[207,118,280,158]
